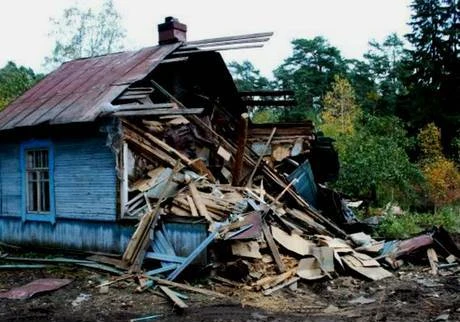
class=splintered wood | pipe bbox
[115,80,397,298]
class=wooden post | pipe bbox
[232,113,249,186]
[120,142,129,216]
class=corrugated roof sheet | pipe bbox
[0,43,180,131]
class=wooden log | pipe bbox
[232,113,249,186]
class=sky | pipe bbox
[0,0,412,78]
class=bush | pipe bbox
[377,206,460,239]
[417,123,460,208]
[332,115,424,207]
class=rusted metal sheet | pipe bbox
[0,43,180,131]
[0,278,72,300]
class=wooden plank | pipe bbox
[159,286,188,309]
[114,103,174,110]
[342,255,392,281]
[151,277,227,298]
[261,220,286,273]
[121,142,129,215]
[117,94,149,100]
[185,32,273,45]
[243,100,297,107]
[145,264,178,277]
[160,57,189,64]
[188,182,213,223]
[167,230,219,281]
[186,195,199,217]
[182,37,270,49]
[427,248,438,275]
[263,277,300,296]
[124,130,176,167]
[145,253,186,263]
[86,255,128,270]
[122,162,181,270]
[113,108,204,116]
[271,225,314,256]
[172,44,265,55]
[239,90,295,97]
[232,113,248,186]
[252,269,296,289]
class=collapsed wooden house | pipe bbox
[3,18,457,294]
[0,17,327,253]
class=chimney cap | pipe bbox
[158,16,187,33]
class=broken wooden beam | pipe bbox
[159,285,188,309]
[188,182,213,223]
[232,113,249,186]
[151,277,227,298]
[167,229,219,281]
[113,108,204,116]
[261,220,286,273]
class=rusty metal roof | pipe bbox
[0,43,180,131]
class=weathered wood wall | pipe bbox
[0,124,133,253]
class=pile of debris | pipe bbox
[104,80,459,304]
[1,79,459,311]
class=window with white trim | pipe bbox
[21,140,55,223]
[25,149,50,213]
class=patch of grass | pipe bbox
[377,205,460,239]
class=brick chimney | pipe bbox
[158,17,187,45]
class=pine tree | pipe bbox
[402,0,460,153]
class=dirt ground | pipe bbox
[0,262,459,322]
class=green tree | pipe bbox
[401,0,460,153]
[321,76,361,137]
[228,60,273,91]
[346,58,379,113]
[363,33,409,115]
[274,37,346,115]
[335,115,423,207]
[44,0,126,69]
[0,62,43,111]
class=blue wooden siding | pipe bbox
[0,132,117,221]
[0,126,122,252]
[53,136,117,220]
[0,143,21,216]
[0,216,133,253]
[163,220,208,265]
